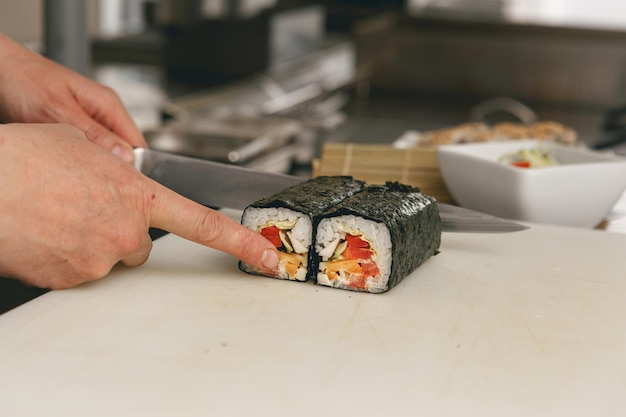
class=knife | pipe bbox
[133,148,528,233]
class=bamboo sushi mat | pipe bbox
[313,143,456,204]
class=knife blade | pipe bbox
[133,148,528,233]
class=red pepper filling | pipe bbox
[260,225,282,248]
[324,234,380,289]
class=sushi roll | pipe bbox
[314,182,441,293]
[240,176,365,281]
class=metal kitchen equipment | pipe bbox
[143,116,304,168]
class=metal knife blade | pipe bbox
[134,148,528,233]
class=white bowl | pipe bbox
[437,139,626,228]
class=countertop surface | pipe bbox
[1,210,625,417]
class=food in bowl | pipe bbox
[394,121,578,148]
[437,140,626,228]
[499,146,559,168]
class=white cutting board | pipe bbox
[1,213,626,417]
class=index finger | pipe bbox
[147,182,280,271]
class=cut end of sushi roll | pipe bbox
[240,207,312,281]
[315,215,392,293]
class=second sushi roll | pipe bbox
[314,182,442,293]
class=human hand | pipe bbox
[0,123,279,289]
[0,34,147,163]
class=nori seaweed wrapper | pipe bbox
[314,182,442,292]
[239,176,366,277]
[245,176,365,215]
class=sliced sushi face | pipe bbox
[315,215,392,293]
[241,207,312,281]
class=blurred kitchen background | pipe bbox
[2,0,626,178]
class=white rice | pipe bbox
[241,207,312,281]
[315,214,392,293]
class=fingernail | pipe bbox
[112,145,134,163]
[261,249,279,269]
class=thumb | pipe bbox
[147,184,280,271]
